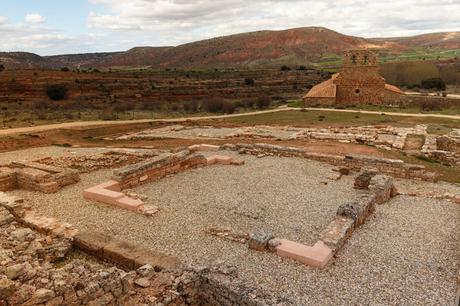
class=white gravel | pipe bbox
[0,146,112,165]
[3,147,459,305]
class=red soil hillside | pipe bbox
[0,27,459,70]
[371,31,460,50]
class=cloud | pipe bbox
[87,0,460,44]
[25,13,45,24]
[1,1,460,55]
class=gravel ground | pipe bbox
[3,147,459,305]
[0,146,112,165]
[396,177,460,196]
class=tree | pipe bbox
[46,84,68,100]
[280,65,291,71]
[244,78,255,86]
[256,95,272,109]
[421,78,446,91]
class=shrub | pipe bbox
[46,85,68,101]
[61,67,70,72]
[201,98,234,113]
[202,98,225,113]
[0,64,4,72]
[113,101,135,113]
[221,101,236,114]
[35,101,50,110]
[421,78,446,90]
[99,108,117,120]
[183,100,199,113]
[169,103,180,112]
[255,95,271,109]
[242,99,255,109]
[297,65,307,70]
[244,78,255,86]
[280,65,291,71]
[420,100,442,112]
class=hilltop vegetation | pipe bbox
[0,27,459,71]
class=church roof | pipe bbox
[303,73,338,98]
[304,72,404,98]
[384,83,405,94]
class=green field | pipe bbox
[317,48,460,71]
[224,110,459,135]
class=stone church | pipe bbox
[303,49,404,105]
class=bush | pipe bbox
[46,85,68,101]
[169,103,181,112]
[0,64,4,72]
[421,78,446,90]
[201,98,234,113]
[255,95,271,109]
[202,98,225,113]
[99,108,117,120]
[183,100,198,113]
[221,101,236,114]
[297,65,307,70]
[61,67,70,72]
[280,65,291,71]
[113,101,135,113]
[35,101,50,110]
[420,100,442,112]
[244,78,255,86]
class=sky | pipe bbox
[0,0,459,56]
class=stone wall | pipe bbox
[222,143,438,181]
[112,150,207,190]
[319,173,397,253]
[1,192,288,306]
[0,161,80,193]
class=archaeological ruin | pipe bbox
[303,49,405,106]
[0,122,459,305]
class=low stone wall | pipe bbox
[0,167,17,191]
[0,161,80,193]
[1,192,289,305]
[112,150,207,190]
[73,230,182,271]
[221,143,438,181]
[319,173,396,253]
[245,172,397,267]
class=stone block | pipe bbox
[73,230,113,257]
[115,196,144,212]
[103,239,181,271]
[276,240,332,268]
[230,160,245,166]
[97,180,121,192]
[206,155,233,165]
[38,182,60,193]
[188,144,220,152]
[354,168,378,189]
[319,217,354,252]
[248,230,273,251]
[83,186,125,206]
[368,175,397,204]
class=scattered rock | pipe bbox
[248,230,273,251]
[134,277,150,288]
[6,263,26,280]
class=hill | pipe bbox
[0,27,459,70]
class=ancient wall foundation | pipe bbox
[221,143,438,181]
[0,161,79,193]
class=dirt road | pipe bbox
[1,107,459,136]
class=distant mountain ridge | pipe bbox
[0,27,459,70]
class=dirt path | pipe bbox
[1,107,459,136]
